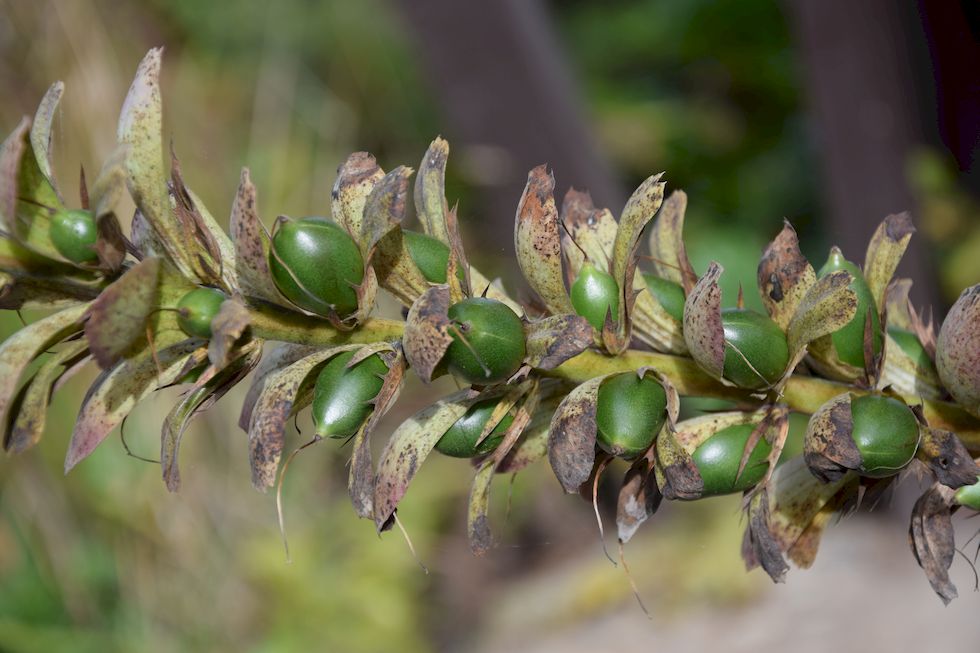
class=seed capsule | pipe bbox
[444,297,526,384]
[49,208,98,264]
[595,372,667,459]
[720,308,789,390]
[176,287,227,338]
[936,285,980,418]
[642,273,685,322]
[311,350,387,438]
[692,422,772,496]
[850,394,920,478]
[954,476,980,510]
[817,248,882,369]
[402,229,465,284]
[435,398,513,458]
[570,262,620,331]
[269,217,364,317]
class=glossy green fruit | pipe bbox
[720,308,789,390]
[888,327,936,370]
[570,262,620,331]
[177,287,227,338]
[692,422,772,496]
[445,297,526,384]
[50,209,98,264]
[818,249,882,368]
[402,230,465,284]
[269,217,363,317]
[312,350,388,438]
[954,476,980,510]
[595,373,667,459]
[435,399,514,458]
[850,394,919,477]
[642,273,685,322]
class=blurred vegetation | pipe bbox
[0,0,978,651]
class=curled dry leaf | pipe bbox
[523,313,592,370]
[742,488,789,583]
[515,165,574,315]
[547,375,608,493]
[361,166,412,256]
[917,426,979,489]
[402,284,453,383]
[331,152,384,260]
[118,48,196,279]
[0,302,89,429]
[616,450,662,544]
[785,269,857,363]
[863,212,915,315]
[4,339,88,453]
[909,483,958,604]
[647,189,697,292]
[84,257,161,369]
[803,393,862,483]
[229,168,283,304]
[238,343,318,431]
[414,137,451,245]
[683,262,725,379]
[373,387,482,530]
[208,298,251,370]
[30,81,64,197]
[758,221,816,331]
[65,337,206,472]
[348,346,406,518]
[162,345,260,492]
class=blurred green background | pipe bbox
[1,0,979,651]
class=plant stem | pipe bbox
[247,306,980,451]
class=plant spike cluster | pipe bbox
[2,48,980,603]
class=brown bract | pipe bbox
[84,257,160,369]
[523,313,592,370]
[616,449,662,544]
[909,483,958,605]
[229,168,283,305]
[647,189,697,292]
[547,375,607,493]
[683,262,725,379]
[864,212,915,314]
[414,138,451,246]
[515,165,574,315]
[803,393,862,483]
[758,221,816,331]
[403,284,453,383]
[208,297,251,370]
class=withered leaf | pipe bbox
[65,337,206,472]
[402,285,453,383]
[742,488,788,582]
[414,137,451,245]
[84,257,161,369]
[524,313,592,370]
[909,483,958,604]
[655,427,703,500]
[803,393,861,483]
[616,451,661,543]
[4,339,88,453]
[29,81,64,196]
[757,221,816,331]
[373,387,479,530]
[647,189,697,292]
[0,302,89,429]
[331,151,384,259]
[515,165,574,315]
[682,262,725,379]
[864,212,915,314]
[547,375,606,493]
[361,166,412,256]
[238,343,317,431]
[229,168,282,304]
[786,269,857,360]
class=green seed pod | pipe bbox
[402,229,465,284]
[642,273,685,322]
[720,308,789,390]
[817,248,882,368]
[269,217,364,317]
[595,372,667,459]
[177,287,227,338]
[311,350,388,438]
[888,327,934,369]
[692,422,772,496]
[570,262,620,331]
[954,475,980,510]
[435,398,514,458]
[49,208,98,264]
[445,297,526,385]
[850,394,920,478]
[936,285,980,418]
